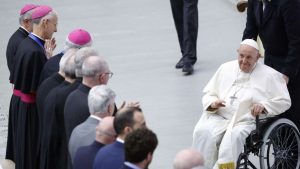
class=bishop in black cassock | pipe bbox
[5,4,38,161]
[39,28,92,82]
[40,80,78,169]
[12,5,58,169]
[39,49,78,169]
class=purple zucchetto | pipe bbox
[67,29,92,46]
[31,5,53,20]
[19,4,39,15]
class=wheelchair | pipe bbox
[236,116,300,169]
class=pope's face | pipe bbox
[238,45,259,73]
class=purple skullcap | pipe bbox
[20,4,39,15]
[31,5,53,20]
[67,29,92,46]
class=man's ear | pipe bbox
[124,126,132,134]
[256,52,261,61]
[107,104,114,116]
[146,152,153,162]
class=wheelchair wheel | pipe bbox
[236,153,248,169]
[259,118,300,169]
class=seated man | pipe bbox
[192,39,291,169]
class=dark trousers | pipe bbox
[170,0,198,65]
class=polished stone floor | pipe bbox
[0,0,247,168]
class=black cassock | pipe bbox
[39,52,64,83]
[6,27,29,83]
[5,27,29,161]
[36,72,65,124]
[12,34,47,169]
[40,80,79,169]
[36,72,65,164]
[64,84,91,142]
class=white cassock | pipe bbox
[192,60,291,169]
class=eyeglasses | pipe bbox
[104,72,113,78]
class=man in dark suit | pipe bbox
[69,85,116,162]
[93,107,146,169]
[121,128,158,169]
[73,116,116,169]
[243,0,300,128]
[170,0,198,74]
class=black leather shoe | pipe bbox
[237,0,248,12]
[175,59,184,69]
[182,64,194,74]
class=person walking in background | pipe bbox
[170,0,198,75]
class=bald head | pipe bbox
[173,149,204,169]
[96,116,116,144]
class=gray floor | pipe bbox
[0,0,247,168]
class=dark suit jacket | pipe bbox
[93,141,124,169]
[243,0,300,84]
[64,84,91,142]
[73,141,104,169]
[243,0,300,127]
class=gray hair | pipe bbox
[88,85,116,116]
[32,10,57,24]
[74,47,99,77]
[62,48,78,78]
[81,56,107,78]
[19,10,33,25]
[64,39,92,51]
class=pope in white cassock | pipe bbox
[192,39,291,169]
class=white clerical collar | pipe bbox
[31,33,45,41]
[116,137,124,143]
[90,115,102,121]
[124,162,141,169]
[20,26,29,33]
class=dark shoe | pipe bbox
[182,64,194,74]
[237,0,248,12]
[175,59,184,69]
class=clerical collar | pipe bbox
[116,137,124,143]
[124,162,142,169]
[90,115,102,121]
[31,33,45,41]
[29,33,45,50]
[20,26,29,33]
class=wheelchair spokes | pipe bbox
[260,123,300,169]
